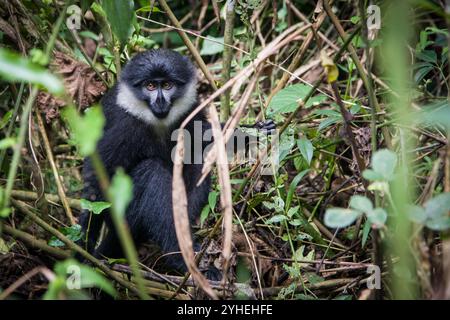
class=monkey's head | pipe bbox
[117,49,197,127]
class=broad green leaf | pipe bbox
[63,105,105,156]
[108,168,133,219]
[424,193,450,220]
[102,0,135,48]
[425,216,450,231]
[297,137,314,165]
[0,49,63,94]
[371,149,397,181]
[80,199,111,215]
[362,169,384,181]
[421,102,450,131]
[406,205,427,224]
[267,84,327,116]
[324,208,361,228]
[349,195,373,213]
[200,36,224,56]
[366,208,387,227]
[50,259,116,297]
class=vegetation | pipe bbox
[0,0,450,300]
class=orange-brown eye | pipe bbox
[162,81,173,90]
[146,82,157,91]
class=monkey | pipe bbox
[77,49,275,277]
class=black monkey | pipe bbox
[77,49,274,275]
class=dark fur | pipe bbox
[78,49,210,272]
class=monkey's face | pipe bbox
[141,78,180,118]
[118,49,197,126]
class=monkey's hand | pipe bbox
[252,119,276,133]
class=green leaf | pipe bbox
[267,84,327,116]
[102,0,135,48]
[424,193,450,220]
[349,195,373,213]
[51,259,116,297]
[416,50,437,64]
[297,137,314,165]
[371,149,397,181]
[136,5,161,13]
[63,105,105,157]
[414,65,433,84]
[368,181,389,194]
[421,102,450,131]
[200,205,210,227]
[350,16,361,24]
[0,137,15,149]
[266,214,288,224]
[108,168,133,219]
[49,225,83,247]
[406,205,427,224]
[0,110,13,130]
[324,208,361,228]
[366,208,387,227]
[80,199,111,215]
[0,208,11,218]
[425,216,450,231]
[287,206,299,218]
[208,191,219,211]
[0,49,63,94]
[361,219,371,247]
[362,169,384,181]
[285,169,309,209]
[200,36,224,56]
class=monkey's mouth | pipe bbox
[149,102,170,119]
[152,110,170,118]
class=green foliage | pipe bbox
[297,137,314,166]
[0,187,11,218]
[44,259,116,299]
[80,199,111,215]
[101,0,135,48]
[0,138,15,150]
[324,208,361,228]
[48,225,83,247]
[108,168,133,219]
[363,149,398,182]
[325,194,388,229]
[407,193,450,231]
[0,48,63,94]
[63,105,105,157]
[200,190,218,227]
[200,36,225,56]
[267,84,327,116]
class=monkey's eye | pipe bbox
[162,81,173,90]
[146,82,157,91]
